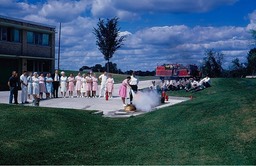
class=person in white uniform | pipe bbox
[98,71,107,98]
[60,71,68,98]
[20,71,29,104]
[32,72,40,99]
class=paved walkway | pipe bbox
[0,80,189,117]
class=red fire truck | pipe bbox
[156,64,201,78]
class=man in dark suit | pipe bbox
[8,71,19,104]
[52,70,60,98]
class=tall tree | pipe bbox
[202,49,223,77]
[247,48,256,75]
[230,58,246,77]
[93,17,125,72]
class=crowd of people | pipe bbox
[7,70,117,104]
[7,69,209,106]
[149,76,211,93]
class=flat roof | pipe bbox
[0,54,55,60]
[0,15,56,29]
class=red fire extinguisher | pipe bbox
[105,90,109,101]
[162,91,165,98]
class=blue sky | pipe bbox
[1,0,256,71]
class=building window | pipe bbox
[0,27,21,42]
[0,27,7,41]
[42,34,49,46]
[12,29,20,42]
[27,31,49,46]
[27,31,34,44]
[35,33,42,45]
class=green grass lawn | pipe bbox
[0,78,256,164]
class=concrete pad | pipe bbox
[0,80,189,118]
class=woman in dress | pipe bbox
[39,73,46,99]
[106,74,114,98]
[32,72,40,100]
[91,73,98,98]
[45,73,53,99]
[85,73,92,98]
[60,71,68,98]
[81,73,87,98]
[68,73,75,98]
[119,76,131,106]
[27,72,33,100]
[75,72,82,97]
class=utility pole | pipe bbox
[57,22,61,71]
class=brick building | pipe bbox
[0,15,55,90]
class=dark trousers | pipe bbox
[52,81,59,98]
[9,87,18,104]
[129,85,138,104]
[203,82,211,88]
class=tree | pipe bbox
[104,62,118,73]
[79,65,91,72]
[93,17,125,72]
[202,49,223,77]
[229,58,246,77]
[231,58,241,70]
[91,64,104,72]
[251,30,256,45]
[247,48,256,75]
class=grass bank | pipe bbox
[0,78,255,164]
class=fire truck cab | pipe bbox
[156,64,200,79]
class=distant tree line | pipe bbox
[201,47,256,78]
[79,63,155,76]
[201,30,256,78]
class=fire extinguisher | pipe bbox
[105,90,109,101]
[162,91,166,98]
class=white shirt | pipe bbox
[20,74,28,88]
[99,74,107,85]
[192,80,199,87]
[54,74,60,81]
[130,75,138,85]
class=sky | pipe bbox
[1,0,256,71]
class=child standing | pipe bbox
[106,74,114,98]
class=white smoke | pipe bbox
[132,90,160,112]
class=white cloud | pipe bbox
[247,10,256,30]
[39,0,91,22]
[112,24,251,71]
[0,0,254,71]
[114,0,237,12]
[91,0,238,19]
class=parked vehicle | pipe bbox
[156,64,201,79]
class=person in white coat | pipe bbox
[20,71,29,104]
[98,71,107,98]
